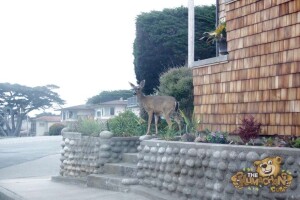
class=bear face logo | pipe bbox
[254,156,281,177]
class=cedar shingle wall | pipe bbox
[193,0,300,136]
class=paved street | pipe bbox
[0,136,62,179]
[0,136,151,200]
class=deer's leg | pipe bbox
[146,112,153,135]
[165,115,173,130]
[174,113,182,134]
[154,114,159,135]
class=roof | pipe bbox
[98,100,128,106]
[35,116,61,122]
[59,104,94,111]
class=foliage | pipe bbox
[201,20,226,44]
[234,115,262,144]
[0,83,65,136]
[158,67,194,119]
[203,128,229,144]
[87,90,133,105]
[107,110,144,137]
[134,5,216,94]
[49,123,65,136]
[292,138,300,148]
[69,118,107,136]
[179,109,200,134]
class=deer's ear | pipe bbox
[129,82,135,88]
[140,80,145,88]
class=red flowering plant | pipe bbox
[234,115,262,145]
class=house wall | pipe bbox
[95,105,126,120]
[35,121,58,136]
[193,0,300,136]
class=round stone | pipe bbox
[286,156,295,165]
[166,147,172,154]
[181,168,188,175]
[197,149,206,159]
[167,157,174,164]
[195,160,202,167]
[229,151,238,160]
[260,153,269,159]
[228,162,238,172]
[213,183,224,192]
[185,159,195,167]
[164,174,172,182]
[144,145,150,153]
[180,148,187,155]
[221,150,228,160]
[161,156,168,163]
[168,183,176,191]
[187,148,197,157]
[217,161,227,171]
[139,135,153,141]
[150,147,157,153]
[246,151,260,162]
[99,131,113,139]
[158,147,166,154]
[206,149,212,157]
[213,151,221,159]
[172,148,180,154]
[238,152,246,161]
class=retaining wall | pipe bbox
[59,132,140,177]
[137,140,300,200]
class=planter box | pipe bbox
[137,140,300,200]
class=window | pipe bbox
[96,111,101,117]
[68,111,73,119]
[110,107,115,115]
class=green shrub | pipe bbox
[49,123,65,136]
[204,129,229,144]
[68,118,107,136]
[157,67,194,119]
[292,138,300,148]
[107,110,144,137]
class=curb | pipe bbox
[0,186,25,200]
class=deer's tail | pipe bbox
[175,101,179,112]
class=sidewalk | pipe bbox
[0,176,150,200]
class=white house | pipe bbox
[60,105,94,122]
[94,99,128,120]
[60,98,140,123]
[34,115,61,136]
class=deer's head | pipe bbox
[129,80,145,96]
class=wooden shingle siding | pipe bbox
[193,0,300,136]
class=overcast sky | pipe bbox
[0,0,215,112]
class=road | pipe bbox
[0,136,62,180]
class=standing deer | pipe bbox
[129,80,181,135]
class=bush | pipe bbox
[203,129,228,144]
[49,123,65,136]
[157,67,194,119]
[292,138,300,148]
[234,115,262,144]
[107,110,145,137]
[68,118,107,136]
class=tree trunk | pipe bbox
[14,114,24,137]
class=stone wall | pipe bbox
[137,140,300,200]
[59,132,140,177]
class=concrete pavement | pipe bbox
[0,176,151,200]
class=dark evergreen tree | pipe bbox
[86,90,133,105]
[134,5,216,94]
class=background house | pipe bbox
[94,99,128,120]
[60,105,94,122]
[33,115,61,136]
[60,97,140,122]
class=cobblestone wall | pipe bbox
[59,131,139,177]
[137,140,300,200]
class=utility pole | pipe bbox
[188,0,194,68]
